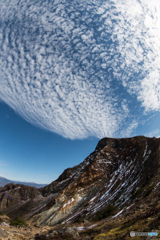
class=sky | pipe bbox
[0,0,160,184]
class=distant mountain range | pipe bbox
[0,176,47,188]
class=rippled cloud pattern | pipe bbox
[0,0,160,139]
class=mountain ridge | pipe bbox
[0,176,47,188]
[0,135,160,239]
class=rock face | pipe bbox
[30,136,160,226]
[0,136,160,234]
[0,228,8,238]
[0,183,39,215]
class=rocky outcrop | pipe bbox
[0,183,39,214]
[0,228,8,238]
[0,136,160,239]
[30,136,160,226]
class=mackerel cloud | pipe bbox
[0,0,160,139]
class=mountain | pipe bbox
[0,136,160,240]
[0,176,47,188]
[0,183,39,213]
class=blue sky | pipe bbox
[0,101,99,184]
[0,0,160,184]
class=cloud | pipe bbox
[0,0,160,139]
[145,129,159,137]
[119,120,138,138]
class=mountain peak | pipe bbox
[0,136,160,239]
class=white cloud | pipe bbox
[145,129,159,138]
[112,0,160,111]
[137,71,160,112]
[0,0,160,139]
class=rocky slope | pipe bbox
[0,136,160,239]
[0,183,39,214]
[31,136,160,226]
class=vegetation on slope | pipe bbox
[10,217,28,226]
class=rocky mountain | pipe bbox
[0,136,160,240]
[0,183,39,213]
[0,176,47,188]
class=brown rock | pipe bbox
[0,228,8,238]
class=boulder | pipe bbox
[0,228,8,238]
[58,226,79,238]
[0,221,9,226]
